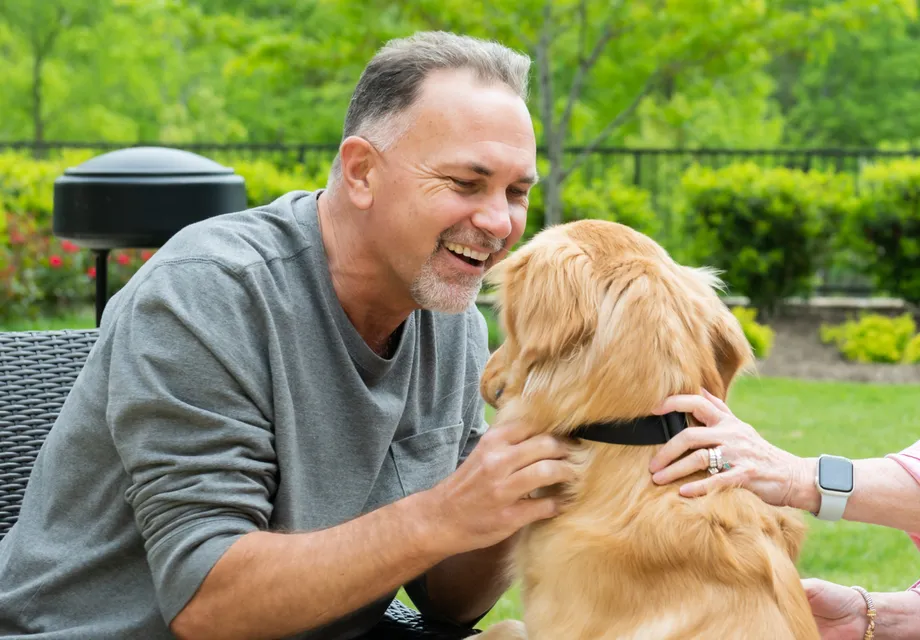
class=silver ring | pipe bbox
[707,447,723,475]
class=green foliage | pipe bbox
[0,151,317,324]
[820,313,917,363]
[841,158,920,304]
[731,306,775,359]
[904,334,920,364]
[477,304,504,352]
[680,162,854,314]
[231,159,330,208]
[525,173,659,241]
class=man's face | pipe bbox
[369,69,538,314]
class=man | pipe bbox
[0,31,575,639]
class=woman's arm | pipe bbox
[648,391,920,532]
[788,456,920,533]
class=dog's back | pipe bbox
[478,220,819,639]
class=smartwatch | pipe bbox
[814,454,854,521]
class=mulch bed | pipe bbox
[755,314,920,385]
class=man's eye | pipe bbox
[451,178,477,189]
[508,187,528,199]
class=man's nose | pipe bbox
[471,194,513,240]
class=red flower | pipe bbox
[87,266,96,278]
[116,254,130,266]
[49,255,63,268]
[61,240,79,253]
[141,250,154,261]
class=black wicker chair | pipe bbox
[0,329,480,639]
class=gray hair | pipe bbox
[328,31,531,186]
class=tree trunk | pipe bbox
[31,52,44,158]
[542,139,565,227]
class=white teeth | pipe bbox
[445,242,489,262]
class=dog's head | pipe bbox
[481,220,754,433]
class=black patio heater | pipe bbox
[52,146,247,326]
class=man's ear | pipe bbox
[337,136,378,210]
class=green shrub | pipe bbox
[477,303,504,352]
[0,151,322,324]
[820,313,917,364]
[524,173,660,242]
[842,158,920,304]
[903,334,920,364]
[731,306,775,359]
[680,162,854,315]
[231,159,329,208]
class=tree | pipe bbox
[0,0,108,151]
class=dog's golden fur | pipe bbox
[477,220,819,640]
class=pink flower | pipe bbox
[116,254,130,266]
[49,255,62,268]
[61,240,79,253]
[87,266,96,278]
[141,250,154,261]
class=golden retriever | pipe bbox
[476,220,819,640]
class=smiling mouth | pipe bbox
[443,241,489,267]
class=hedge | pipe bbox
[4,150,920,325]
[680,161,858,315]
[0,152,328,323]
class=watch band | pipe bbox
[816,491,849,521]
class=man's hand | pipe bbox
[400,418,576,626]
[802,578,868,640]
[423,418,575,554]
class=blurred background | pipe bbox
[1,0,919,623]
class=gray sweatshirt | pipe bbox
[0,190,490,639]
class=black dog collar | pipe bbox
[569,411,689,445]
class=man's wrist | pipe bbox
[399,487,465,561]
[789,456,821,513]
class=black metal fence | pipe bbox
[6,140,918,183]
[5,140,920,296]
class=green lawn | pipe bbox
[403,375,920,629]
[6,313,919,627]
[0,307,96,332]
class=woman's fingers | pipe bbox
[648,426,726,473]
[651,447,713,485]
[701,388,733,416]
[678,467,745,497]
[652,393,724,427]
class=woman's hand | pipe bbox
[802,578,870,640]
[647,389,817,510]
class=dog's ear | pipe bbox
[679,266,754,397]
[707,307,754,395]
[500,237,598,367]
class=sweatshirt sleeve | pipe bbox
[104,259,278,624]
[885,440,920,596]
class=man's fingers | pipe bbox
[652,393,724,426]
[485,417,543,446]
[648,427,724,473]
[510,495,565,526]
[651,447,711,485]
[506,458,575,499]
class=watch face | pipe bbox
[819,456,853,493]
